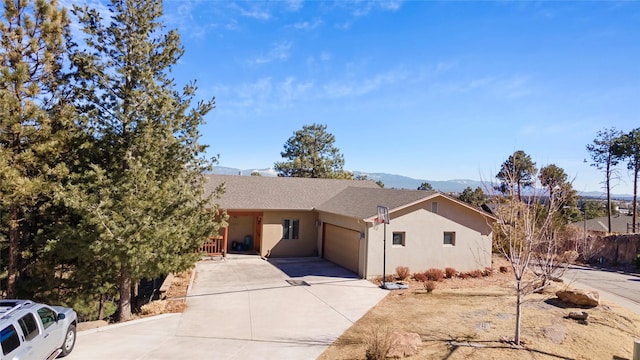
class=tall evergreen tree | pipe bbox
[69,0,222,321]
[586,128,622,233]
[274,123,350,179]
[458,186,486,207]
[616,128,640,233]
[0,0,74,297]
[496,150,536,201]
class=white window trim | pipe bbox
[443,231,456,246]
[392,232,406,247]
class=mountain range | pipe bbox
[212,166,632,200]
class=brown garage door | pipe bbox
[323,224,360,274]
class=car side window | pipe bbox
[37,307,57,330]
[18,313,40,341]
[0,325,21,355]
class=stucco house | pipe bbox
[203,174,495,279]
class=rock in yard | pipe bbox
[387,332,422,358]
[567,311,588,320]
[556,289,599,307]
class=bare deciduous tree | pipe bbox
[489,160,573,345]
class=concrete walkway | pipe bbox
[67,257,387,359]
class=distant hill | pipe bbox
[212,166,633,199]
[213,166,485,194]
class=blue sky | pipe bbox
[74,1,640,194]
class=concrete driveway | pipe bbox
[68,256,387,359]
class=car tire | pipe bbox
[59,324,76,357]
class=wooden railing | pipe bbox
[200,236,225,256]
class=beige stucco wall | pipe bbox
[317,212,368,277]
[227,215,255,252]
[261,211,318,257]
[365,200,493,278]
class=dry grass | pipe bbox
[140,300,167,315]
[163,270,192,313]
[319,256,640,360]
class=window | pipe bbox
[431,202,438,213]
[18,314,39,341]
[283,219,300,240]
[37,307,57,330]
[443,232,456,246]
[392,232,405,246]
[0,325,20,355]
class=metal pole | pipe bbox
[633,339,640,360]
[382,221,386,289]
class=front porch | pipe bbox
[199,211,263,257]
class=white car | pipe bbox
[0,300,77,360]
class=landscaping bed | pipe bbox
[319,257,640,359]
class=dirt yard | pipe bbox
[319,258,640,360]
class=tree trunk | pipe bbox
[633,166,638,233]
[606,160,612,233]
[117,266,132,322]
[515,279,522,345]
[97,293,105,320]
[7,206,19,298]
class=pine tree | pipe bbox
[68,0,222,321]
[586,128,622,233]
[0,0,74,297]
[496,150,537,201]
[274,123,349,178]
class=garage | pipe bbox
[322,224,360,274]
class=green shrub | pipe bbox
[634,254,640,270]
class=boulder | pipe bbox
[556,289,600,307]
[567,311,589,320]
[387,332,422,358]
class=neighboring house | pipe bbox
[203,174,495,278]
[571,214,640,234]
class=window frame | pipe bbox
[431,202,438,213]
[0,325,20,355]
[443,231,456,246]
[36,307,57,330]
[392,232,406,247]
[17,313,39,341]
[282,219,300,240]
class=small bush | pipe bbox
[499,265,509,273]
[425,268,445,282]
[140,300,167,315]
[634,254,640,270]
[469,269,483,278]
[414,272,428,283]
[459,272,470,279]
[385,274,395,283]
[424,280,436,293]
[445,267,457,279]
[365,327,394,360]
[396,266,410,281]
[483,267,494,277]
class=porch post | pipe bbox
[223,226,229,257]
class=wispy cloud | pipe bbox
[322,68,410,98]
[351,0,404,17]
[285,0,304,12]
[249,41,293,65]
[437,74,532,99]
[289,19,323,31]
[236,4,272,20]
[210,77,313,116]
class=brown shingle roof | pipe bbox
[204,174,380,210]
[316,187,438,219]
